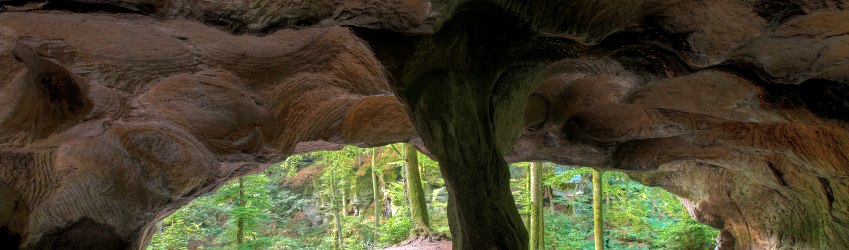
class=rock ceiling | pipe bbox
[0,0,848,249]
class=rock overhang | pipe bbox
[1,1,848,249]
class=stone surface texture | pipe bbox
[0,0,848,249]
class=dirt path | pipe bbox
[382,237,452,250]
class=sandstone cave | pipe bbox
[1,0,848,249]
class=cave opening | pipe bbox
[146,145,717,249]
[508,163,720,250]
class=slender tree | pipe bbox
[546,186,555,213]
[236,177,244,245]
[321,156,345,250]
[529,162,544,250]
[329,174,343,250]
[378,171,390,218]
[404,144,431,234]
[593,168,604,250]
[341,181,348,217]
[525,164,531,229]
[371,147,381,238]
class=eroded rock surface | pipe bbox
[1,1,848,249]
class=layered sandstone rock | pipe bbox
[1,1,847,249]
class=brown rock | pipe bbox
[1,1,848,249]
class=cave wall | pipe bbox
[0,11,414,248]
[1,0,848,249]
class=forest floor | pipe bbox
[382,237,452,250]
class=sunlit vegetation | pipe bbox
[148,144,718,250]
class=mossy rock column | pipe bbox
[404,70,529,249]
[361,6,565,249]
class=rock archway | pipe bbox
[1,1,848,249]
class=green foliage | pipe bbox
[545,211,594,249]
[216,175,274,246]
[148,208,205,250]
[417,152,443,189]
[150,150,717,250]
[428,198,451,235]
[335,215,376,250]
[542,167,719,249]
[387,181,408,208]
[509,162,532,217]
[655,220,719,250]
[148,163,311,250]
[264,236,307,250]
[378,211,414,244]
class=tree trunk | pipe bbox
[592,169,604,250]
[420,158,430,211]
[378,174,390,218]
[236,177,244,245]
[400,147,413,216]
[405,144,431,234]
[524,164,531,229]
[529,162,544,250]
[338,190,345,248]
[329,176,343,250]
[372,147,381,238]
[342,182,348,217]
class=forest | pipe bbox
[147,144,718,250]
